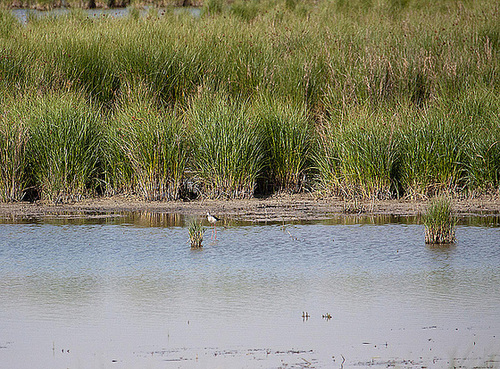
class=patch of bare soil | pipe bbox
[0,194,499,222]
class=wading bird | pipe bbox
[207,212,220,240]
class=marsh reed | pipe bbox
[187,90,265,199]
[0,101,29,202]
[108,90,187,200]
[188,218,204,248]
[423,196,456,244]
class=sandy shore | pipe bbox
[0,194,499,222]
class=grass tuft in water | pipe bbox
[423,196,456,244]
[188,218,205,248]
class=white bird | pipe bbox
[207,212,220,240]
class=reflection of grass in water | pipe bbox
[423,196,456,244]
[131,212,184,227]
[188,218,204,248]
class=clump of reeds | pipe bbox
[26,91,103,203]
[252,94,313,193]
[108,91,187,201]
[187,90,265,199]
[0,99,29,202]
[188,218,205,248]
[315,106,398,199]
[230,0,261,21]
[0,124,28,201]
[423,196,456,244]
[398,103,470,197]
[202,0,224,16]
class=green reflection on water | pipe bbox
[0,212,498,227]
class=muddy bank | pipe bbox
[0,194,499,222]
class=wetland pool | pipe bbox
[10,6,201,24]
[0,214,499,368]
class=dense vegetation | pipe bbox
[0,0,499,202]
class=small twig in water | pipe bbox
[286,229,298,241]
[301,357,311,366]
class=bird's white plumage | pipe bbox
[207,212,220,240]
[207,212,219,224]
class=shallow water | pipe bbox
[0,214,499,368]
[11,6,201,24]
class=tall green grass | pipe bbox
[0,0,498,201]
[2,1,497,110]
[0,10,18,38]
[454,90,500,195]
[316,106,399,199]
[399,91,500,198]
[107,90,187,200]
[252,95,313,192]
[398,110,469,197]
[0,94,29,202]
[26,92,103,203]
[187,90,264,199]
[317,89,500,199]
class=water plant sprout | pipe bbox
[188,218,205,248]
[423,196,456,244]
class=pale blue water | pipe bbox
[0,215,499,368]
[10,6,201,24]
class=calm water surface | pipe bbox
[0,214,499,368]
[11,6,201,23]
